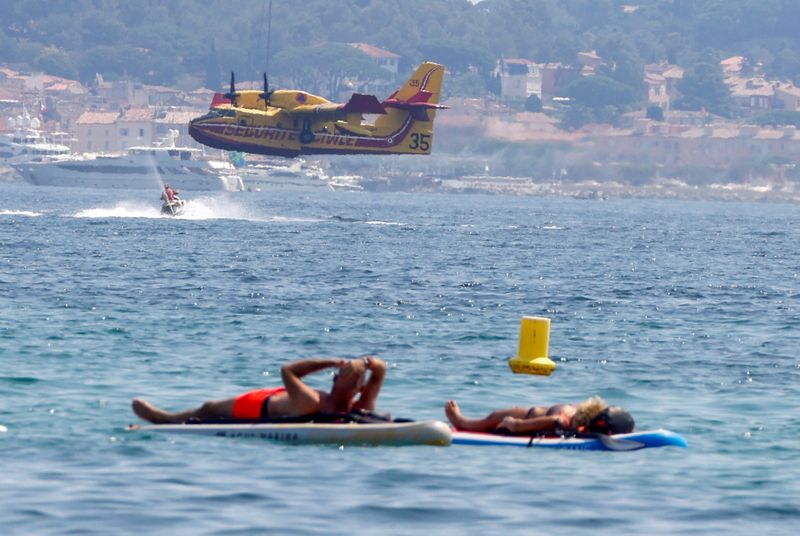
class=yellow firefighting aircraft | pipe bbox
[188,62,446,158]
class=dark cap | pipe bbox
[588,406,635,435]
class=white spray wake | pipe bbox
[0,210,42,217]
[73,196,268,222]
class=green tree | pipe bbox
[13,39,45,63]
[443,72,485,99]
[205,39,222,91]
[0,34,17,58]
[525,94,543,112]
[420,38,494,75]
[80,12,127,48]
[675,61,734,117]
[34,47,77,80]
[560,104,593,130]
[561,75,637,109]
[77,45,126,81]
[273,43,387,97]
[8,0,800,99]
[753,109,800,127]
[595,32,644,93]
[646,105,664,121]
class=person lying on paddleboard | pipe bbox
[444,397,634,436]
[132,356,386,424]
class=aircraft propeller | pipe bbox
[259,72,273,108]
[224,72,239,106]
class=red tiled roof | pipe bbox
[577,50,602,61]
[76,111,119,125]
[154,111,197,124]
[119,107,154,122]
[349,43,400,59]
[776,83,800,97]
[662,66,684,79]
[143,83,179,93]
[720,56,745,66]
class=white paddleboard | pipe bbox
[132,420,452,446]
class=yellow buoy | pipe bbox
[508,316,556,376]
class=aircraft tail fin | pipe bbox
[383,62,447,121]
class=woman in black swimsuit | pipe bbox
[444,396,634,435]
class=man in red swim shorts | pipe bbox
[132,356,386,424]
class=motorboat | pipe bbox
[238,157,332,191]
[0,113,72,165]
[13,130,244,192]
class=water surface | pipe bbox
[1,183,798,534]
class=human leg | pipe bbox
[132,398,235,424]
[444,400,530,432]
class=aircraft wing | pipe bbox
[285,93,386,118]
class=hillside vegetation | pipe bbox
[4,0,800,97]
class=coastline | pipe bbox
[5,164,798,203]
[357,172,800,203]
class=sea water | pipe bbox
[1,182,798,535]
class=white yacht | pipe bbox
[239,158,332,191]
[0,113,72,165]
[326,174,364,191]
[14,131,244,191]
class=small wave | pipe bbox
[542,224,564,230]
[73,202,161,219]
[330,215,360,223]
[327,215,403,225]
[0,376,40,384]
[270,215,324,223]
[0,209,42,217]
[365,220,404,226]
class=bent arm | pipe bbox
[353,356,386,412]
[281,358,344,414]
[500,415,560,434]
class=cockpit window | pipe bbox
[197,109,236,121]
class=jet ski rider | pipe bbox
[161,184,180,204]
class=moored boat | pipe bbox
[239,157,332,191]
[13,133,244,192]
[0,112,72,166]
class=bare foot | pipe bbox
[132,398,178,424]
[444,399,466,428]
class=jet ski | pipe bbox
[160,184,185,216]
[161,198,186,216]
